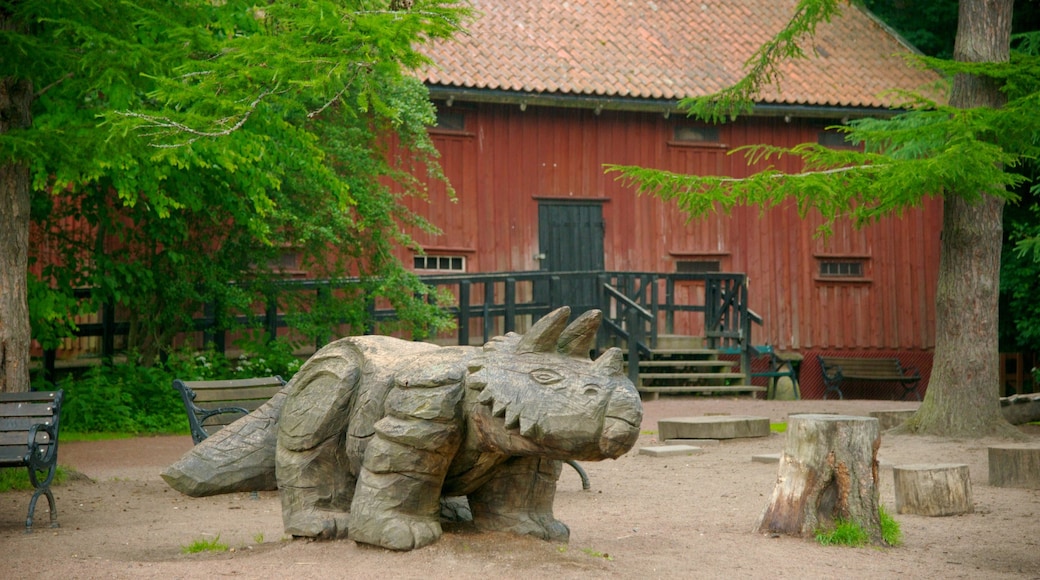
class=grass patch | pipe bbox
[640,429,657,435]
[879,505,902,546]
[62,432,139,442]
[814,506,902,547]
[770,422,787,433]
[0,466,69,492]
[815,519,870,547]
[580,547,614,561]
[181,535,229,554]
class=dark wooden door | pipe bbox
[537,201,605,314]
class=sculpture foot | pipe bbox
[348,511,442,551]
[284,507,351,540]
[474,511,570,542]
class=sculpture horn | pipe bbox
[591,347,624,376]
[556,309,602,358]
[516,306,571,354]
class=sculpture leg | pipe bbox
[468,456,569,542]
[277,434,354,539]
[348,417,460,550]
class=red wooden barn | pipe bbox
[400,0,945,399]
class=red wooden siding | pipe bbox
[400,102,941,353]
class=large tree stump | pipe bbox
[988,444,1040,488]
[893,464,973,516]
[757,414,885,544]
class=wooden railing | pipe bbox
[39,271,757,382]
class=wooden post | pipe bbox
[893,464,973,516]
[757,414,885,544]
[988,445,1040,488]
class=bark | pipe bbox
[900,0,1020,437]
[0,72,33,394]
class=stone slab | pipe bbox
[870,409,917,430]
[639,445,704,457]
[752,453,781,464]
[665,438,721,447]
[659,416,770,440]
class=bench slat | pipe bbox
[0,402,57,418]
[1,417,54,432]
[0,431,51,445]
[0,391,61,403]
[190,386,285,404]
[182,378,286,389]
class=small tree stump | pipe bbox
[893,464,973,516]
[988,444,1040,488]
[757,414,884,544]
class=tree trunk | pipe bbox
[901,0,1019,437]
[0,73,33,394]
[757,415,885,544]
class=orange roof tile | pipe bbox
[420,0,943,109]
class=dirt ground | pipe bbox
[3,397,1039,579]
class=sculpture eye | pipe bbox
[530,369,564,385]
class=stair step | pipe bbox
[637,385,766,393]
[654,335,705,350]
[639,372,746,380]
[643,348,721,356]
[635,360,737,368]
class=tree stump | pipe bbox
[893,464,973,516]
[757,414,884,544]
[988,444,1040,488]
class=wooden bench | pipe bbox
[0,390,63,532]
[817,356,922,400]
[172,377,286,444]
[750,345,801,400]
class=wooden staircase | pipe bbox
[626,335,766,399]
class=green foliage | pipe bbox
[1000,199,1040,352]
[181,535,229,554]
[0,466,68,493]
[57,338,302,434]
[770,422,787,433]
[6,1,472,364]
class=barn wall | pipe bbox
[400,102,942,353]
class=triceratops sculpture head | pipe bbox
[465,307,643,461]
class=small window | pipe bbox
[434,109,465,131]
[818,130,853,149]
[819,260,864,277]
[676,260,721,274]
[413,254,466,272]
[674,125,720,143]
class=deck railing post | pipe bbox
[458,281,471,346]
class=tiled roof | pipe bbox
[420,0,942,109]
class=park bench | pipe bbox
[0,390,63,532]
[750,345,801,400]
[172,376,287,444]
[817,356,922,400]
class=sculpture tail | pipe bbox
[160,391,285,497]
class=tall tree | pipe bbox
[0,1,470,392]
[610,0,1037,437]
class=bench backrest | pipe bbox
[819,357,904,379]
[174,376,286,443]
[0,391,62,464]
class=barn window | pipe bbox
[434,109,466,131]
[676,260,721,273]
[818,130,854,149]
[818,259,865,278]
[413,254,466,272]
[674,125,720,143]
